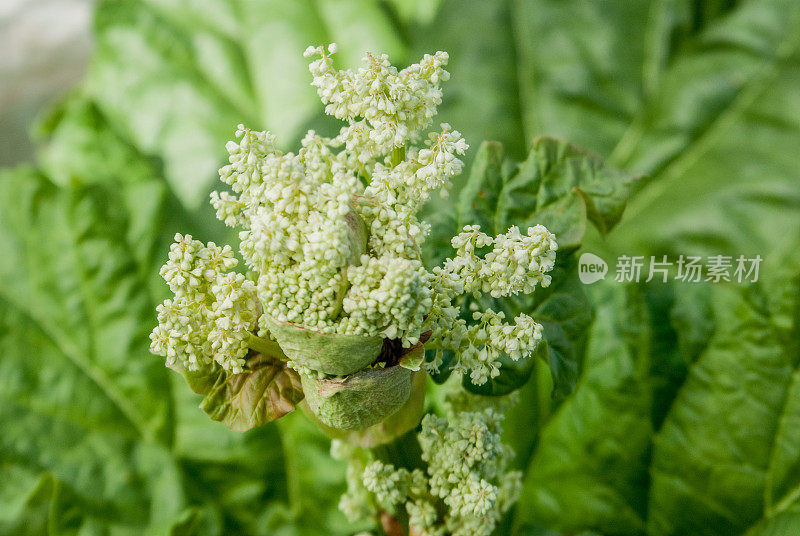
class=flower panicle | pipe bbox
[153,42,557,388]
[354,399,522,536]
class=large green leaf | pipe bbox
[513,283,652,536]
[0,167,317,535]
[0,167,171,443]
[514,270,800,536]
[648,281,800,536]
[744,511,800,536]
[594,0,800,264]
[80,0,404,208]
[0,167,187,532]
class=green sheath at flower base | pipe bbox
[304,370,427,447]
[301,364,413,430]
[264,315,383,376]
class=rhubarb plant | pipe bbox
[147,44,635,535]
[5,2,800,535]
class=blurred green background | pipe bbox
[2,0,800,535]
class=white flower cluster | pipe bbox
[209,45,467,350]
[444,224,557,298]
[229,130,364,331]
[305,43,450,160]
[149,234,258,374]
[423,224,555,383]
[358,401,522,536]
[153,43,556,383]
[340,255,432,343]
[331,440,377,523]
[455,310,543,385]
[358,123,468,260]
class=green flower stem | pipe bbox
[247,333,287,359]
[390,146,406,167]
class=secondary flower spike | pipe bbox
[150,43,558,396]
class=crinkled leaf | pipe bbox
[638,281,715,430]
[413,0,800,271]
[0,166,303,534]
[0,167,196,531]
[512,266,800,536]
[492,137,639,249]
[176,353,305,433]
[424,0,800,269]
[0,167,171,443]
[87,0,248,207]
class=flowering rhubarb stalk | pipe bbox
[149,43,557,535]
